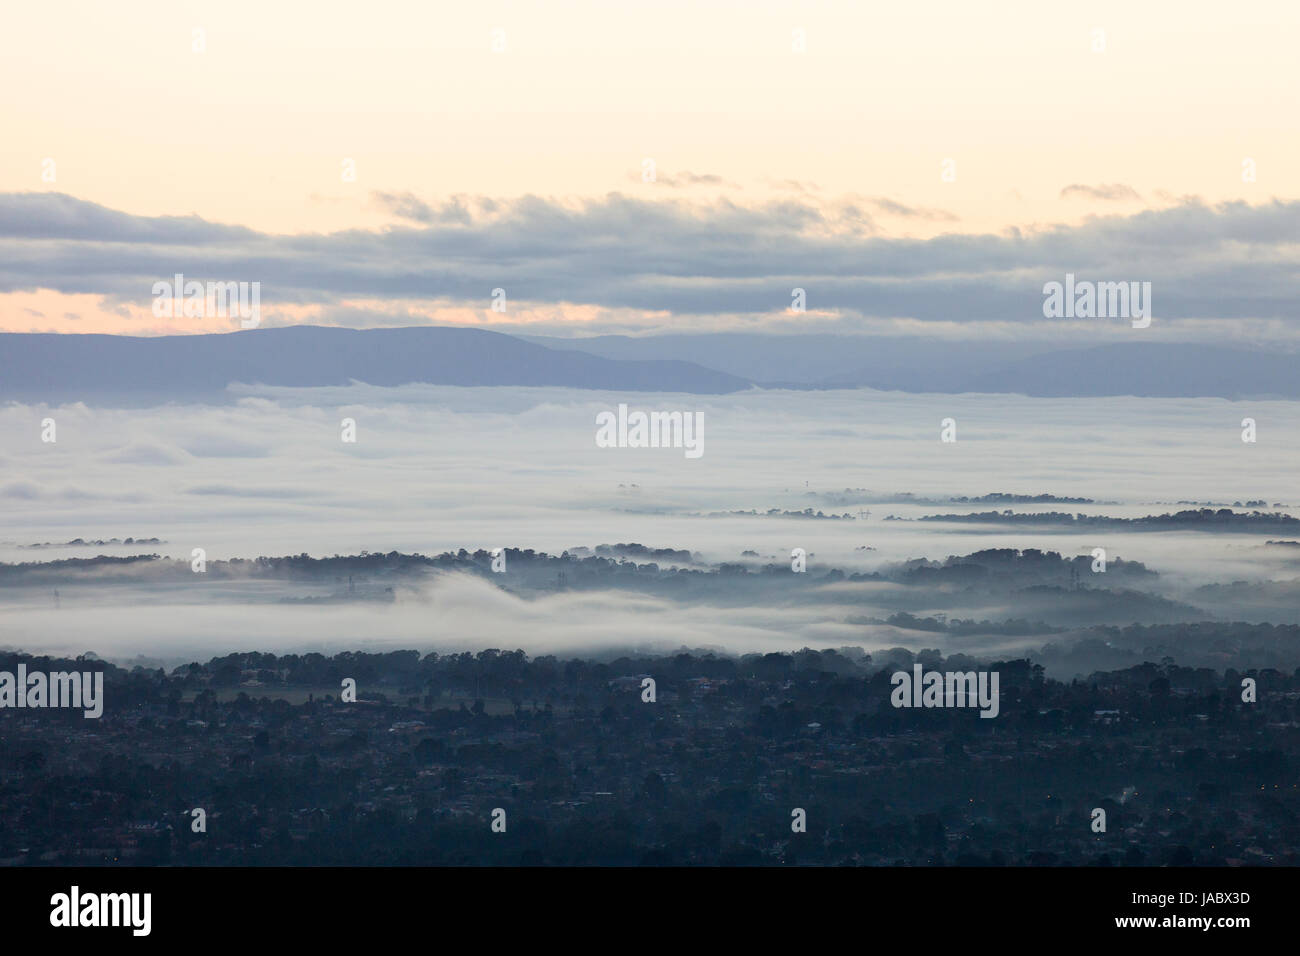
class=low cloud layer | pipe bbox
[2,384,1297,575]
[2,191,1299,331]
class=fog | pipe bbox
[3,384,1298,666]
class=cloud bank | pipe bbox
[3,192,1299,332]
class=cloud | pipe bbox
[2,191,1299,325]
[625,170,739,189]
[1,481,42,499]
[1,383,1298,667]
[0,383,1297,663]
[1060,183,1142,202]
[865,197,959,221]
[0,191,256,244]
[179,434,272,458]
[106,442,190,466]
[766,178,821,194]
[185,484,323,498]
[372,191,479,225]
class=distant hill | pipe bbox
[5,327,1294,403]
[0,326,753,403]
[526,332,1300,399]
[521,331,1055,390]
[950,342,1300,398]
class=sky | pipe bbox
[1,0,1297,339]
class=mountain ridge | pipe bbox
[0,325,752,403]
[3,326,1295,403]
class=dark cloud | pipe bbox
[2,191,1298,324]
[373,191,479,225]
[0,192,257,243]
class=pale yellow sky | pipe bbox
[2,0,1296,333]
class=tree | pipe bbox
[643,771,667,803]
[19,750,45,773]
